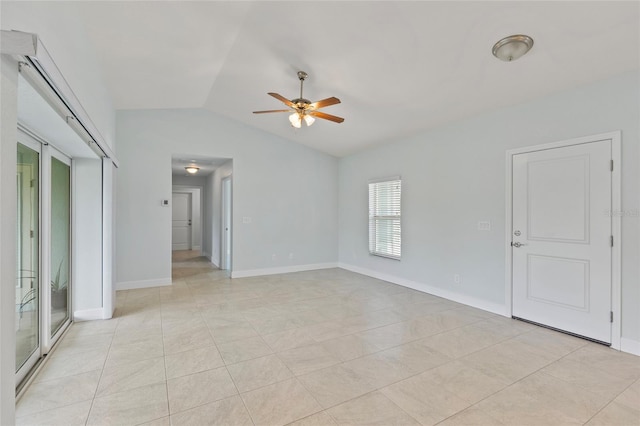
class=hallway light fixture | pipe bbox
[492,34,534,62]
[185,166,199,174]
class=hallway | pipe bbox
[171,250,226,281]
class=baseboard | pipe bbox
[73,308,104,322]
[232,262,339,279]
[200,251,219,268]
[338,263,508,317]
[620,338,640,356]
[116,277,172,291]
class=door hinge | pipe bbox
[610,311,614,323]
[30,179,35,188]
[610,235,614,247]
[610,160,614,172]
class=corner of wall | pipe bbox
[115,277,172,291]
[0,53,19,426]
[620,338,640,357]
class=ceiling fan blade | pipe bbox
[268,92,294,108]
[309,97,341,109]
[308,110,345,123]
[253,109,291,114]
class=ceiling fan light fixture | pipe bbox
[303,114,315,127]
[289,112,302,128]
[492,34,534,62]
[185,166,200,174]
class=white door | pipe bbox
[221,177,232,270]
[512,140,612,343]
[172,192,192,251]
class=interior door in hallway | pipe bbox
[221,176,232,270]
[512,139,612,343]
[172,192,192,251]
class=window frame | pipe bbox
[368,177,402,260]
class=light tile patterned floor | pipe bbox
[16,251,640,425]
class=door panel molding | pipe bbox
[505,131,621,350]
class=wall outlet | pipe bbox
[289,253,294,260]
[453,274,461,284]
[243,217,252,224]
[272,254,277,261]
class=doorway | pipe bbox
[506,132,621,347]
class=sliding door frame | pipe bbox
[15,131,42,387]
[15,128,74,387]
[46,146,72,352]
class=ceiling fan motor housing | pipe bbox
[292,98,312,109]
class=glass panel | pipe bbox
[16,143,39,372]
[50,157,70,335]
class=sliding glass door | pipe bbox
[15,134,73,387]
[16,142,40,383]
[50,153,71,338]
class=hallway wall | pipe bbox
[116,109,338,287]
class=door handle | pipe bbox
[511,242,526,248]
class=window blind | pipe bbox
[368,178,401,259]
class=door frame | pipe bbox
[15,129,75,386]
[47,146,72,352]
[15,132,42,386]
[221,175,232,271]
[172,185,203,252]
[504,131,621,350]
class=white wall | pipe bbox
[73,159,104,320]
[0,53,18,426]
[1,1,116,152]
[339,71,640,347]
[116,109,338,286]
[172,175,207,187]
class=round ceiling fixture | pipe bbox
[185,166,199,174]
[492,35,534,62]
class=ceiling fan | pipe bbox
[253,71,344,128]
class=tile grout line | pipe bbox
[84,317,118,426]
[459,338,597,425]
[194,268,257,426]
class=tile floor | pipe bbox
[15,251,640,425]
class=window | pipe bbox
[368,177,401,259]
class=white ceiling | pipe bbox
[171,155,230,178]
[75,1,638,157]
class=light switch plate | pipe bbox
[243,217,252,224]
[478,221,491,231]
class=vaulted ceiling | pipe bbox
[44,2,640,156]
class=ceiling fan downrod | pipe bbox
[297,71,307,98]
